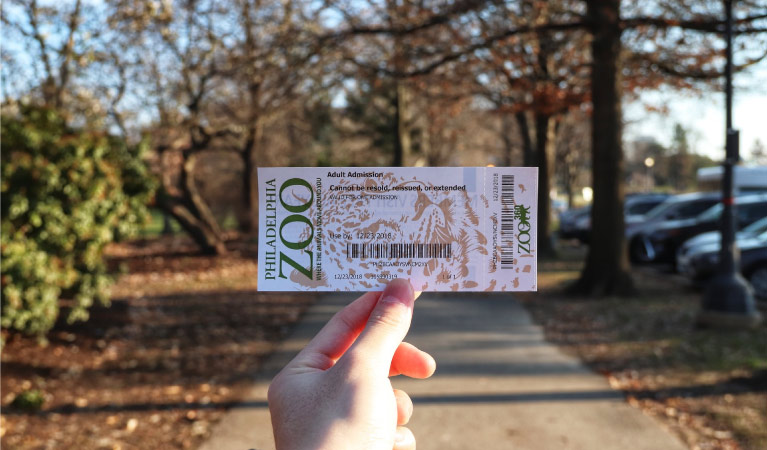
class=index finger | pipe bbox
[287,291,382,370]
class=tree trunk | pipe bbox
[161,210,174,235]
[571,0,634,295]
[158,192,227,255]
[535,112,557,257]
[239,0,262,233]
[564,169,575,209]
[500,113,515,166]
[182,153,223,239]
[562,141,578,209]
[393,81,410,166]
[155,148,227,255]
[241,119,261,233]
[515,111,535,167]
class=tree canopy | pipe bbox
[3,0,766,298]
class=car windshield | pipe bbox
[696,203,723,221]
[744,216,767,234]
[642,198,681,220]
[626,200,664,215]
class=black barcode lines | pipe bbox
[346,242,452,259]
[500,174,515,269]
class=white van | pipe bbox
[697,165,767,193]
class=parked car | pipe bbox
[570,193,670,244]
[677,216,767,278]
[558,206,590,240]
[636,193,767,265]
[626,192,722,261]
[624,193,672,223]
[677,226,767,300]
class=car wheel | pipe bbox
[630,236,655,263]
[746,264,767,301]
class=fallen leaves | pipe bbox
[520,244,767,450]
[1,237,315,449]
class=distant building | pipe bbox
[697,165,767,193]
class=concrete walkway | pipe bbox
[200,293,687,450]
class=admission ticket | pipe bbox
[257,167,538,292]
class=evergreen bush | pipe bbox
[1,106,156,335]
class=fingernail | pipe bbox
[380,279,415,309]
[395,428,408,443]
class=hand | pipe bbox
[268,279,436,450]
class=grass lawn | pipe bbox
[137,209,240,239]
[520,243,767,450]
[137,208,182,237]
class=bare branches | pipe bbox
[107,51,129,136]
[57,0,82,106]
[344,19,587,78]
[622,12,767,33]
[633,47,767,80]
[26,0,55,90]
[323,0,489,40]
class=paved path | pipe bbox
[200,293,687,450]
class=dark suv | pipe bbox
[627,192,721,262]
[567,193,670,244]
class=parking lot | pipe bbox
[558,188,767,301]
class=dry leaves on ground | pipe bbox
[520,245,767,450]
[1,236,315,449]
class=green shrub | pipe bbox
[10,389,46,411]
[1,106,156,335]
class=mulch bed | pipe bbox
[1,236,315,449]
[520,244,767,450]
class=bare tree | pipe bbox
[555,111,591,208]
[2,0,130,129]
[108,0,234,254]
[570,0,766,295]
[222,0,327,232]
[332,0,767,295]
[472,0,590,257]
[749,139,767,165]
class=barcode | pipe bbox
[500,174,515,269]
[346,243,452,259]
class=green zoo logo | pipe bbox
[515,204,532,255]
[278,178,314,280]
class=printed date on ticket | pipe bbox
[257,167,538,292]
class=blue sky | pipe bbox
[4,0,764,162]
[624,65,767,161]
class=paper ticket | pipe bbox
[257,167,537,292]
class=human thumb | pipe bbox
[346,279,415,372]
